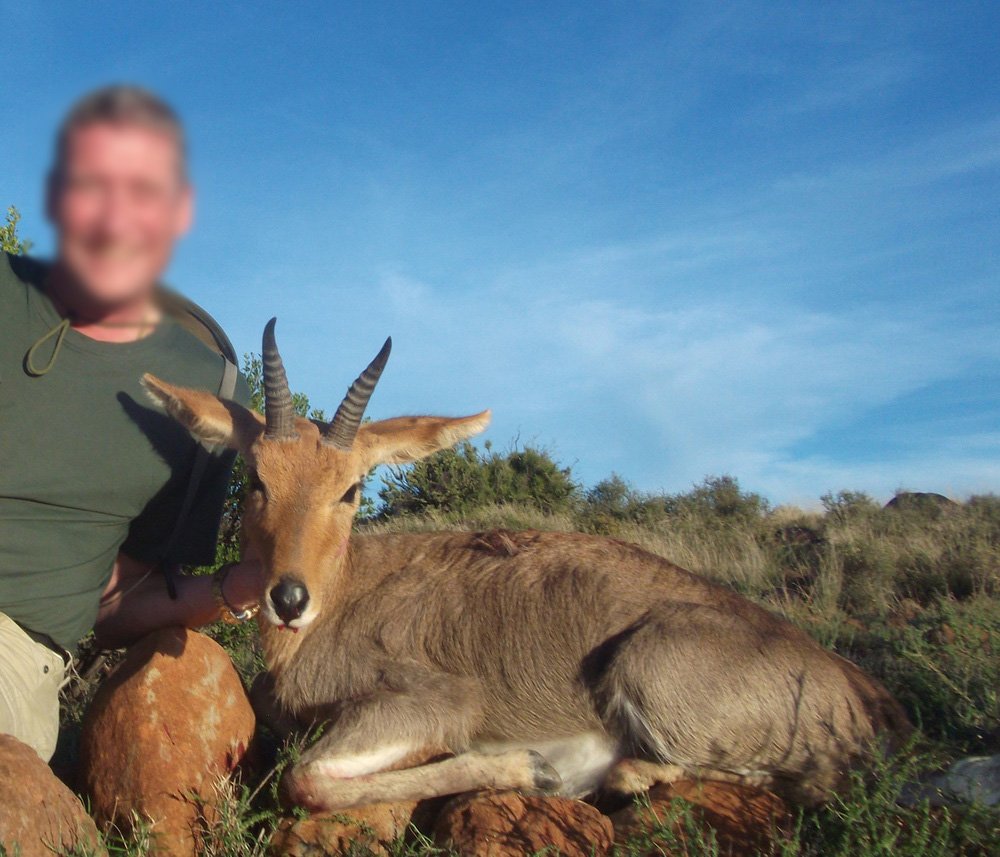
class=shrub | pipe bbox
[577,473,671,534]
[1,205,32,255]
[652,475,771,529]
[826,596,1000,756]
[822,490,881,525]
[378,440,578,518]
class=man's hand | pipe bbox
[218,559,267,615]
[95,552,266,649]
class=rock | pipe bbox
[884,492,956,514]
[270,799,443,856]
[904,754,1000,807]
[434,791,613,857]
[611,780,790,856]
[0,734,104,857]
[79,627,256,856]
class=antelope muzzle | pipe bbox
[269,575,311,626]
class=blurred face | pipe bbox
[48,122,192,308]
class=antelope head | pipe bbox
[143,318,490,631]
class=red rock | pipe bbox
[79,627,256,856]
[611,780,791,856]
[270,799,444,856]
[434,791,613,857]
[0,734,104,857]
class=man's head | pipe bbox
[47,85,193,309]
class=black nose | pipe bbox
[270,577,309,623]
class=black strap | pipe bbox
[156,288,239,365]
[160,354,239,599]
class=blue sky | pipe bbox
[4,2,998,504]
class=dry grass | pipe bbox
[361,503,780,591]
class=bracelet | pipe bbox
[212,562,260,625]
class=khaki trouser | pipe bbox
[0,612,66,761]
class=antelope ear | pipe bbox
[142,374,263,451]
[355,410,491,468]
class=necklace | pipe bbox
[43,273,160,342]
[79,311,158,338]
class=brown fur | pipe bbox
[143,370,912,811]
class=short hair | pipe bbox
[52,84,188,182]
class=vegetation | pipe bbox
[1,204,33,255]
[378,439,578,518]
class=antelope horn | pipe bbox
[262,318,298,440]
[324,337,392,449]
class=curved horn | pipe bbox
[324,337,392,449]
[262,318,298,440]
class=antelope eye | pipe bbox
[248,470,267,499]
[339,483,361,505]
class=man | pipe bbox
[0,86,264,762]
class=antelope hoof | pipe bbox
[526,750,563,794]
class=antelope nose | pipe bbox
[270,577,309,623]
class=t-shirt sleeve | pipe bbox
[121,368,253,568]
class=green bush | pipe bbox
[378,440,578,517]
[577,473,671,534]
[823,596,1000,755]
[822,490,881,525]
[889,599,999,753]
[671,474,771,525]
[578,473,769,536]
[1,205,32,255]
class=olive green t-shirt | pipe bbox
[0,252,251,651]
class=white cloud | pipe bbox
[325,254,997,503]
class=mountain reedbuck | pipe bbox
[143,319,911,811]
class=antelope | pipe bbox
[143,319,911,811]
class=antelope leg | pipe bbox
[284,748,562,811]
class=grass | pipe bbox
[780,748,999,857]
[38,494,1000,855]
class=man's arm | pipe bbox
[94,551,264,649]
